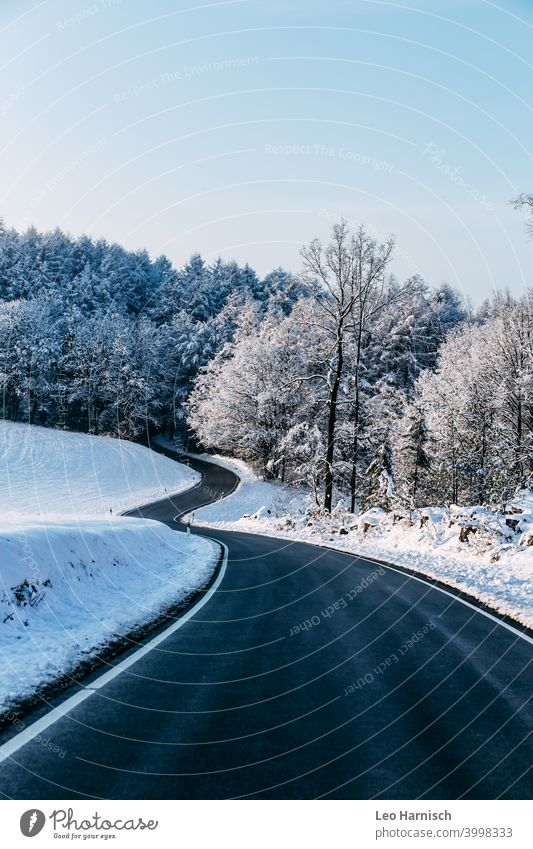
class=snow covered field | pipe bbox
[0,424,217,714]
[0,421,200,517]
[193,456,533,630]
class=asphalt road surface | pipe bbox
[0,446,532,799]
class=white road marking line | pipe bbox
[0,541,228,765]
[337,548,533,647]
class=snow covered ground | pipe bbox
[0,424,217,714]
[192,455,533,630]
[0,421,200,517]
[0,518,217,712]
[186,452,301,523]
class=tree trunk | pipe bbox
[324,337,343,512]
[479,420,486,504]
[349,324,364,513]
[516,398,523,483]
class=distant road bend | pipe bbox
[0,443,532,799]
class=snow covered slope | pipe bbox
[0,424,216,714]
[0,422,199,518]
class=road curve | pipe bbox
[0,446,532,799]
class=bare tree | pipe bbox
[301,219,397,512]
[344,228,396,512]
[301,221,358,511]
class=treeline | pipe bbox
[0,222,303,436]
[188,221,533,511]
[2,218,531,512]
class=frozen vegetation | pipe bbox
[1,215,533,706]
[186,222,533,631]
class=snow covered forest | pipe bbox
[0,219,304,437]
[190,219,533,514]
[1,216,532,515]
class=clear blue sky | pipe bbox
[1,0,532,302]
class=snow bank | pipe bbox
[0,518,218,712]
[0,422,200,518]
[0,424,217,714]
[194,456,533,629]
[328,503,533,629]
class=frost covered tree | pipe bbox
[417,295,533,506]
[4,216,502,520]
[184,219,466,513]
[418,322,496,504]
[300,220,398,511]
[361,436,394,513]
[277,422,325,500]
[300,221,358,511]
[341,230,398,512]
[0,222,303,438]
[188,309,287,471]
[491,299,533,491]
[187,299,325,475]
[393,403,431,514]
[0,296,62,424]
[261,268,307,316]
[299,220,424,512]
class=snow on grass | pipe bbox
[0,422,200,518]
[0,424,217,713]
[194,454,533,630]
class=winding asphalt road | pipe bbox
[0,444,532,799]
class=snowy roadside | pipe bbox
[0,424,217,715]
[191,454,533,630]
[0,518,218,714]
[185,451,302,522]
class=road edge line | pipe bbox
[194,522,533,646]
[0,541,229,765]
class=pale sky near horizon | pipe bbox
[0,0,532,303]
